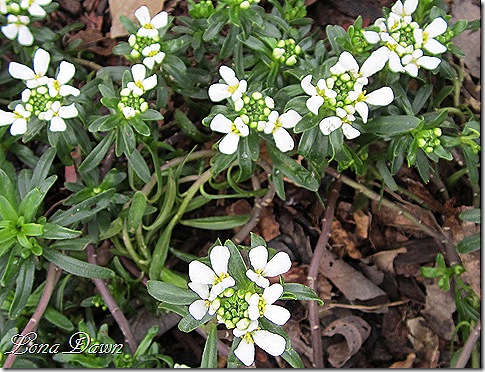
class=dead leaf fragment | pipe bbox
[109,0,165,38]
[421,283,457,341]
[369,247,408,274]
[390,353,416,368]
[406,317,440,368]
[323,315,371,367]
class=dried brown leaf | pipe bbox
[369,247,408,274]
[389,353,416,368]
[406,317,439,368]
[331,220,361,259]
[109,0,165,38]
[421,283,456,341]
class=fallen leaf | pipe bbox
[459,250,481,297]
[331,220,361,259]
[368,247,408,274]
[323,315,371,368]
[259,206,280,242]
[421,283,456,341]
[406,317,439,368]
[390,353,416,368]
[109,0,165,38]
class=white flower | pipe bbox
[20,0,52,17]
[301,75,337,115]
[134,6,168,38]
[413,17,448,55]
[400,49,441,76]
[9,48,50,88]
[233,320,286,366]
[210,114,249,155]
[47,61,80,97]
[141,43,166,69]
[348,85,394,123]
[127,64,157,96]
[247,284,290,325]
[390,0,418,24]
[0,104,31,135]
[43,101,78,132]
[188,245,235,298]
[319,108,360,140]
[208,66,247,103]
[2,14,33,46]
[264,110,300,152]
[187,282,220,320]
[246,245,291,288]
[122,106,136,119]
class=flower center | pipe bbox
[239,92,272,130]
[216,289,251,329]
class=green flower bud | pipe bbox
[433,128,442,136]
[417,138,427,147]
[286,55,297,66]
[240,1,250,9]
[252,92,262,100]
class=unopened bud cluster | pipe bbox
[188,0,215,18]
[415,127,442,153]
[239,92,275,130]
[119,88,149,119]
[272,39,301,66]
[216,288,251,329]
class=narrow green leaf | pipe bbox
[78,131,115,173]
[174,109,211,143]
[9,255,35,319]
[0,195,18,221]
[50,237,92,251]
[225,240,250,287]
[250,233,267,249]
[19,188,44,222]
[147,280,198,305]
[178,312,213,333]
[126,150,151,183]
[282,283,323,305]
[376,158,398,191]
[201,323,218,368]
[30,147,56,192]
[44,307,74,331]
[128,191,147,231]
[42,248,115,279]
[42,223,81,240]
[362,115,422,136]
[180,214,250,230]
[20,223,44,237]
[0,169,19,209]
[456,233,480,254]
[459,209,481,224]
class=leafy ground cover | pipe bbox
[0,0,481,368]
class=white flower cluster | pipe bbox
[0,0,52,46]
[363,0,449,77]
[128,6,168,70]
[188,244,292,366]
[208,66,302,154]
[302,51,394,139]
[0,48,79,135]
[118,64,157,119]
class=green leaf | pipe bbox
[376,158,398,191]
[42,223,81,240]
[19,188,44,222]
[9,255,35,319]
[50,237,92,251]
[412,84,432,114]
[100,97,119,109]
[241,35,267,53]
[134,325,159,359]
[78,131,115,173]
[282,283,323,305]
[128,191,147,231]
[250,233,267,248]
[178,312,213,333]
[99,217,123,240]
[180,214,250,230]
[459,209,481,224]
[456,233,480,254]
[44,306,74,331]
[200,323,218,368]
[20,223,44,237]
[119,14,139,34]
[29,147,56,192]
[147,280,198,305]
[0,169,19,209]
[129,115,151,136]
[210,152,237,177]
[140,109,163,121]
[225,240,250,287]
[42,247,115,279]
[362,115,422,136]
[174,108,211,143]
[126,149,151,183]
[0,195,18,221]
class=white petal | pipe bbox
[189,300,208,320]
[306,95,324,115]
[262,283,283,304]
[234,117,249,136]
[234,337,255,366]
[339,51,359,72]
[263,252,291,277]
[342,123,361,139]
[210,113,232,134]
[134,6,150,25]
[17,26,33,46]
[388,52,404,72]
[33,49,50,77]
[273,127,294,152]
[319,116,342,135]
[220,276,235,289]
[56,61,75,84]
[208,83,231,102]
[365,87,394,106]
[360,46,390,77]
[279,110,301,128]
[58,103,78,118]
[413,28,423,45]
[237,79,247,93]
[404,63,419,77]
[122,107,136,119]
[131,64,147,82]
[417,56,441,70]
[246,269,260,283]
[27,3,46,16]
[151,11,168,29]
[0,110,14,125]
[329,62,345,75]
[391,0,403,15]
[142,74,157,91]
[403,0,418,15]
[248,293,260,306]
[249,245,268,272]
[301,75,316,96]
[59,85,80,97]
[188,282,209,299]
[354,101,369,123]
[1,24,18,40]
[363,30,380,44]
[49,116,67,132]
[424,38,447,54]
[218,132,239,154]
[9,62,34,81]
[425,17,448,38]
[248,304,260,320]
[264,304,291,325]
[10,118,27,135]
[189,260,216,284]
[219,65,238,86]
[234,98,244,111]
[253,330,286,357]
[143,57,155,69]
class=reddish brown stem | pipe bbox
[306,180,341,369]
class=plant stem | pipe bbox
[86,243,138,354]
[454,320,481,368]
[72,57,103,71]
[3,263,61,368]
[306,179,341,369]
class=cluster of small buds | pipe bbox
[272,39,302,66]
[223,0,260,10]
[208,66,301,154]
[188,0,214,18]
[302,51,394,139]
[0,0,52,46]
[362,0,449,77]
[118,64,156,119]
[282,0,306,21]
[0,48,79,135]
[415,127,442,153]
[128,6,168,70]
[188,243,292,366]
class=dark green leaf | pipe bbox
[147,280,198,305]
[19,188,44,222]
[225,240,250,287]
[0,169,19,209]
[42,223,81,240]
[0,195,18,221]
[459,209,480,224]
[29,147,56,192]
[128,191,147,231]
[250,233,267,248]
[174,108,211,143]
[44,307,74,331]
[126,150,151,183]
[282,283,323,305]
[78,131,115,173]
[362,115,422,136]
[456,233,480,254]
[50,237,92,251]
[9,255,35,319]
[376,158,398,191]
[200,323,218,368]
[180,214,250,230]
